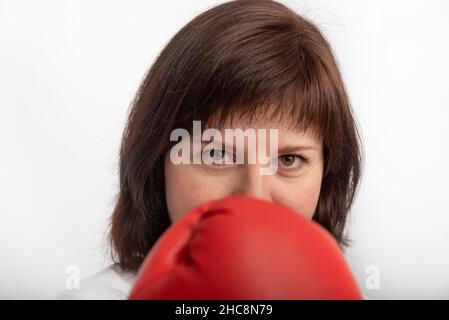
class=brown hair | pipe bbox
[109,0,363,272]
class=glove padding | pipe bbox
[129,195,362,299]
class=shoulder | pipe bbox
[58,264,137,300]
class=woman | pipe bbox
[61,0,362,299]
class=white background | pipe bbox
[1,0,448,299]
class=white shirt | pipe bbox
[58,263,367,300]
[58,264,137,300]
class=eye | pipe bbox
[279,154,308,172]
[202,148,234,165]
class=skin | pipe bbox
[164,115,324,223]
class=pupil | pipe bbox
[282,155,294,165]
[211,149,222,159]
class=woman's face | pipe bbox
[164,116,324,223]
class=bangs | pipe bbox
[193,55,335,146]
[201,79,330,144]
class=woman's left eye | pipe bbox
[279,154,307,170]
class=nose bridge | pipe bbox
[235,164,272,202]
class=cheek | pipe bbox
[164,161,231,223]
[277,175,323,220]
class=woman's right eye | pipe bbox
[202,148,234,165]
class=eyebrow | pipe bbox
[200,141,238,151]
[278,144,318,153]
[200,141,318,153]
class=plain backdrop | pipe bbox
[1,0,448,299]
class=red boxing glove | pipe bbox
[129,195,362,299]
